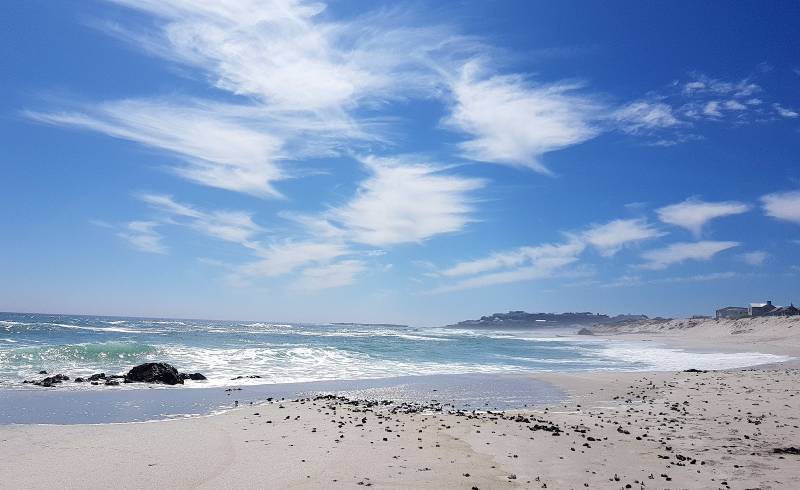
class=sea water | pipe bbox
[0,312,790,424]
[0,311,786,389]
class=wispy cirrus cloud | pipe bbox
[739,251,768,266]
[582,218,665,256]
[602,271,737,288]
[290,260,366,291]
[613,100,681,134]
[431,217,661,292]
[236,240,350,279]
[328,155,485,246]
[614,72,798,144]
[28,0,463,197]
[133,193,364,289]
[104,0,453,112]
[443,61,602,174]
[639,240,739,270]
[117,221,167,254]
[440,240,586,279]
[27,100,287,197]
[761,190,800,224]
[429,240,584,293]
[656,198,750,236]
[138,193,263,245]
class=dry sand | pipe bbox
[587,316,800,359]
[1,317,799,489]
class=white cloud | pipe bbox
[290,260,365,291]
[327,155,485,246]
[432,217,661,292]
[639,241,739,270]
[105,0,450,112]
[440,240,586,278]
[773,104,799,118]
[139,193,263,245]
[29,1,464,197]
[443,61,601,173]
[582,219,664,256]
[117,221,167,254]
[682,76,760,97]
[656,271,737,283]
[703,101,722,117]
[237,240,350,279]
[761,190,800,224]
[89,219,114,229]
[723,100,746,111]
[739,251,768,266]
[429,242,585,294]
[28,101,286,197]
[656,198,750,236]
[613,101,679,134]
[602,271,736,288]
[621,73,795,143]
[430,263,569,293]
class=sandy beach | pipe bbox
[1,318,799,489]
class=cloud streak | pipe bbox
[443,61,602,173]
[761,190,800,224]
[139,193,263,245]
[27,101,287,197]
[432,217,662,292]
[328,156,485,246]
[657,198,750,236]
[582,219,664,256]
[639,241,739,270]
[117,221,167,254]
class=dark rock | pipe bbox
[32,374,69,387]
[88,373,106,381]
[105,379,120,386]
[74,377,85,383]
[683,369,708,373]
[577,328,594,335]
[125,362,183,385]
[181,372,207,381]
[38,370,48,374]
[773,447,800,455]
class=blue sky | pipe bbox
[2,0,799,326]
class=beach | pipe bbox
[1,317,799,489]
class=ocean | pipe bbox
[0,311,785,390]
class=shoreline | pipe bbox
[2,318,799,487]
[2,317,797,425]
[1,365,798,488]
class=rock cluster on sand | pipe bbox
[23,373,69,387]
[22,362,206,388]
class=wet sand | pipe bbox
[1,367,798,489]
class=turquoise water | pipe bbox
[0,312,787,389]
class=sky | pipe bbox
[1,0,799,326]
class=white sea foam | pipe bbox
[151,344,525,388]
[0,320,27,327]
[596,342,790,371]
[38,322,150,334]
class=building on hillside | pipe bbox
[749,300,776,317]
[766,304,800,316]
[715,306,748,320]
